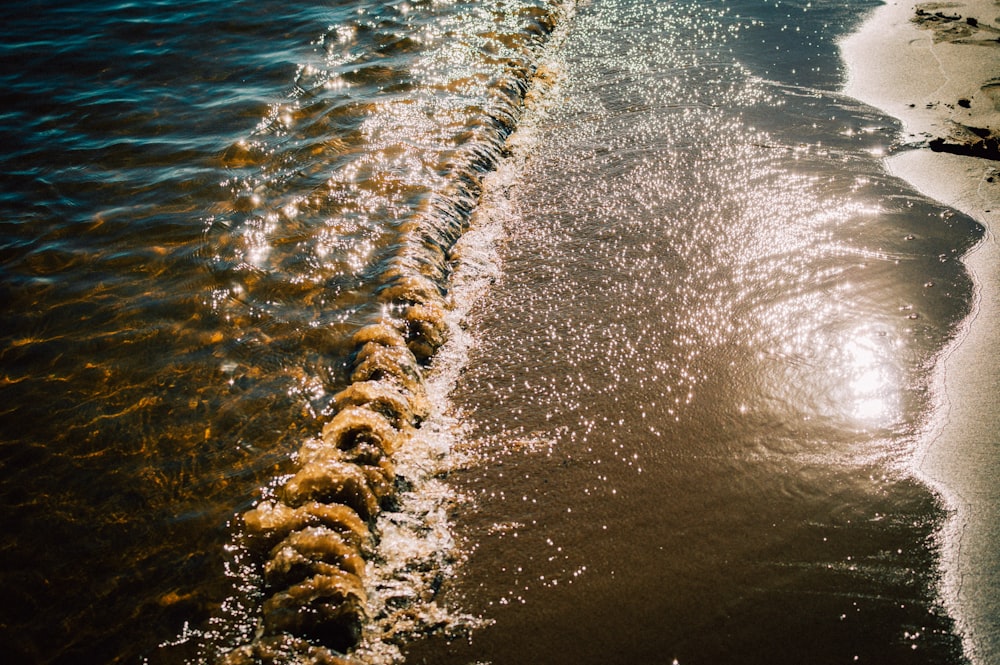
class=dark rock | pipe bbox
[929,136,1000,160]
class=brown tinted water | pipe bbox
[0,0,574,662]
[0,0,985,663]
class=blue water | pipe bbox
[0,0,985,663]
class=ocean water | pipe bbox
[0,0,985,664]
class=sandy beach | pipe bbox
[843,3,1000,663]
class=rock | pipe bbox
[929,136,1000,160]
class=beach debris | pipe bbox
[929,135,1000,160]
[913,2,1000,41]
[909,5,1000,159]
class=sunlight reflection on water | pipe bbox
[402,2,978,664]
[843,329,900,424]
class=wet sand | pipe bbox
[843,2,1000,662]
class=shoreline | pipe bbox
[841,2,1000,663]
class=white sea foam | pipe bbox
[352,9,576,663]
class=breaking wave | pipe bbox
[162,1,576,662]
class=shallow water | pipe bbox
[405,0,981,663]
[0,0,985,663]
[1,0,572,661]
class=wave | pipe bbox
[178,1,576,662]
